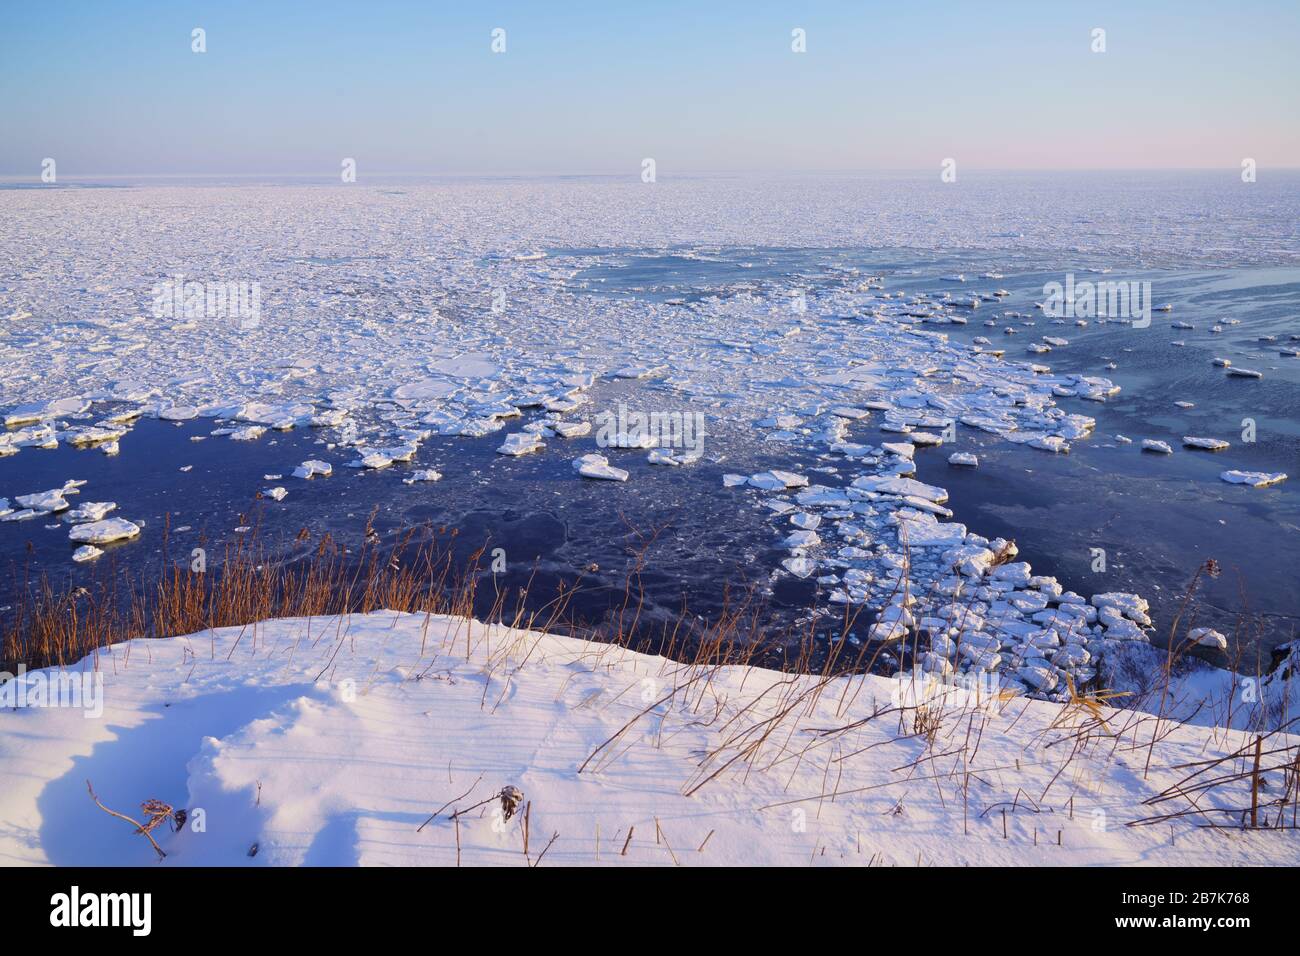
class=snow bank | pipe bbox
[1,612,1295,867]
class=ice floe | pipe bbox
[1219,470,1287,487]
[1182,436,1230,451]
[572,453,628,482]
[71,544,103,563]
[68,517,141,545]
[402,469,442,484]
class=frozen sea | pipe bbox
[1,172,1297,678]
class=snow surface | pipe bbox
[1,611,1296,867]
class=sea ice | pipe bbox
[573,453,628,482]
[292,460,333,479]
[1219,470,1287,487]
[63,501,116,522]
[402,469,443,484]
[1182,437,1230,451]
[497,432,545,456]
[68,517,141,545]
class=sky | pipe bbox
[1,0,1298,177]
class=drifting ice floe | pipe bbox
[1182,437,1230,451]
[292,460,333,479]
[402,469,442,484]
[497,432,545,456]
[572,453,628,482]
[748,470,808,490]
[1220,470,1287,487]
[68,517,141,545]
[63,501,117,522]
[14,483,82,513]
[352,452,394,469]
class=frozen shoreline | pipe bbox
[1,610,1297,867]
[3,178,1296,706]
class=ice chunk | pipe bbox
[1188,627,1227,651]
[65,425,128,446]
[748,470,808,490]
[63,501,117,523]
[550,420,591,439]
[15,487,75,512]
[292,460,333,479]
[1182,437,1229,451]
[68,518,141,544]
[782,529,821,549]
[1017,664,1059,692]
[497,432,545,456]
[851,475,948,503]
[1220,470,1287,487]
[781,556,816,577]
[402,469,443,484]
[1091,592,1152,626]
[352,452,394,469]
[159,405,200,421]
[573,453,628,482]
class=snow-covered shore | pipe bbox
[1,611,1296,867]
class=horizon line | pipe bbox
[4,166,1298,182]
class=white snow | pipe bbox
[0,612,1294,867]
[1188,627,1228,651]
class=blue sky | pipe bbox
[1,0,1297,176]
